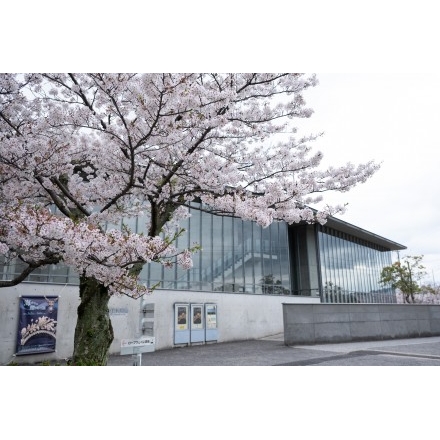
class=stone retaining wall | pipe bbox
[283,303,440,345]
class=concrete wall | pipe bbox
[0,282,319,365]
[283,303,440,345]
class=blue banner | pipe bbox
[16,296,58,355]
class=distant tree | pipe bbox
[260,274,289,295]
[420,283,440,295]
[395,283,440,304]
[379,255,426,303]
[323,281,340,301]
[323,281,357,303]
[0,73,379,364]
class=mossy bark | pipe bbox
[72,276,114,365]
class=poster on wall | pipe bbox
[176,305,188,330]
[206,304,217,329]
[192,305,203,329]
[15,296,59,356]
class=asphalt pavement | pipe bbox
[107,334,440,366]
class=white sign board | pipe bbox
[120,337,155,355]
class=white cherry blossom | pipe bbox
[0,73,379,297]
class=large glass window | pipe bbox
[318,226,395,303]
[138,203,292,295]
[2,201,397,303]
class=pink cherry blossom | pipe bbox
[1,73,379,297]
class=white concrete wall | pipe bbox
[0,282,319,365]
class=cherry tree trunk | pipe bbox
[72,276,114,365]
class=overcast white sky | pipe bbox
[294,73,440,285]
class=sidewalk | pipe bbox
[107,334,440,366]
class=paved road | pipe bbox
[107,334,440,366]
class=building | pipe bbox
[0,204,406,364]
[140,203,405,303]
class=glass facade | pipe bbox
[317,225,395,303]
[0,255,78,285]
[141,203,291,294]
[0,204,398,303]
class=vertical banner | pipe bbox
[16,296,59,355]
[206,304,217,329]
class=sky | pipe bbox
[295,73,440,286]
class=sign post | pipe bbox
[120,336,155,366]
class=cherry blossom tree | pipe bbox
[395,288,440,304]
[0,73,379,364]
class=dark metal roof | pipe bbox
[323,215,407,251]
